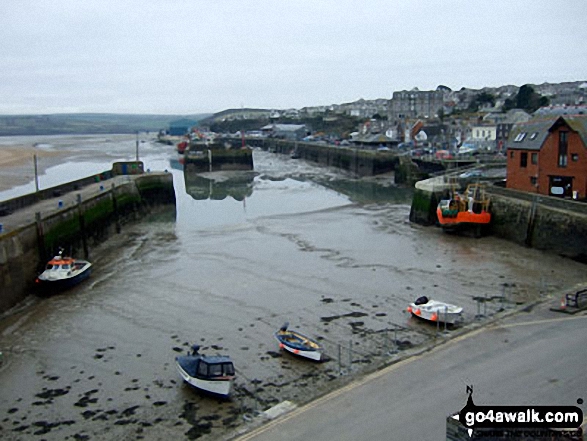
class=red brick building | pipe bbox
[506,115,587,199]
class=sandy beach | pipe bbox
[0,146,65,192]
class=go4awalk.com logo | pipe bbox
[450,386,584,439]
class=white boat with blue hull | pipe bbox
[274,323,324,361]
[175,345,235,397]
[35,251,92,294]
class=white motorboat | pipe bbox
[35,251,92,294]
[175,345,235,397]
[407,296,463,325]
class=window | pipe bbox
[197,362,208,377]
[223,363,235,376]
[208,364,223,377]
[529,132,538,140]
[514,132,527,142]
[531,153,538,164]
[510,151,514,159]
[558,132,568,167]
[530,176,537,186]
[521,152,528,168]
[571,153,579,162]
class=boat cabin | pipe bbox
[178,348,235,380]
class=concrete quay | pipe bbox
[0,168,175,313]
[232,294,587,441]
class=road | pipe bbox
[0,174,135,232]
[235,302,587,441]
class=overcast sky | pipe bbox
[1,0,586,115]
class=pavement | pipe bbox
[0,175,135,234]
[232,298,587,441]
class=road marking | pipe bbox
[235,313,587,440]
[496,314,587,329]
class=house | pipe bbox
[260,124,307,140]
[506,115,587,199]
[469,123,497,150]
[168,119,197,136]
[388,88,446,121]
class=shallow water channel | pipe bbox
[0,137,585,440]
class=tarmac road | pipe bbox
[235,302,587,441]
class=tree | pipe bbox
[504,85,550,113]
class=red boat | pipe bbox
[436,184,491,234]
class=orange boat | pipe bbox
[436,184,491,234]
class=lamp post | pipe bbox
[135,131,139,162]
[33,154,39,192]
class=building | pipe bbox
[168,119,197,136]
[469,123,497,150]
[388,88,446,121]
[260,124,307,140]
[506,115,587,199]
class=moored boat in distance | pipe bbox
[35,250,92,293]
[407,296,463,325]
[175,345,235,397]
[436,183,491,235]
[275,322,324,361]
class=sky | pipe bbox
[1,0,586,115]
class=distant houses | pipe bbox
[168,119,198,136]
[506,115,587,199]
[260,123,307,140]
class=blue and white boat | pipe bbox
[175,345,236,397]
[35,251,92,293]
[275,323,324,361]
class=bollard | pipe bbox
[390,328,398,355]
[338,344,342,375]
[484,292,487,317]
[348,340,352,372]
[444,306,448,333]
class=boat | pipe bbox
[35,250,92,293]
[274,322,324,361]
[436,183,491,234]
[407,296,463,325]
[175,345,235,397]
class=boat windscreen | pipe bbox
[199,361,235,377]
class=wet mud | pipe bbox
[1,142,586,440]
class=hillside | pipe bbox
[0,113,212,136]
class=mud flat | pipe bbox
[0,143,585,440]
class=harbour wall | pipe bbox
[0,170,175,313]
[183,148,254,172]
[251,139,399,177]
[410,182,587,263]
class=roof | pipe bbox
[260,124,306,131]
[507,115,587,151]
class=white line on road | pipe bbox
[234,313,586,440]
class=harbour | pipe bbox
[0,134,586,440]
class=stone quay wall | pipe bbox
[254,139,398,177]
[0,172,175,313]
[410,182,587,263]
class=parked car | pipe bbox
[459,169,483,178]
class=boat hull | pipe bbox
[275,331,323,361]
[436,207,491,228]
[176,362,233,397]
[36,265,92,294]
[408,301,463,325]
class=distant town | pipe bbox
[197,80,587,153]
[165,79,585,202]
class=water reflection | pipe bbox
[183,169,255,201]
